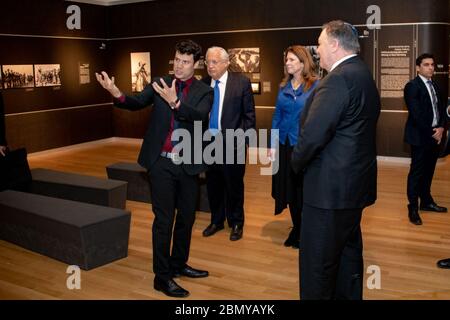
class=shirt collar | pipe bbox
[176,76,194,88]
[211,70,228,86]
[418,74,432,84]
[330,54,357,72]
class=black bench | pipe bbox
[30,168,128,209]
[106,162,210,212]
[0,190,131,270]
[105,162,151,203]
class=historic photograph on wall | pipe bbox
[79,62,90,85]
[228,48,260,73]
[131,52,151,92]
[305,45,325,78]
[1,65,35,89]
[251,82,261,94]
[34,64,61,87]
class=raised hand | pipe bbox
[152,78,178,105]
[95,71,122,98]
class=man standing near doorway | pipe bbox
[404,53,448,226]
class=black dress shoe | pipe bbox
[173,265,209,278]
[437,258,450,269]
[154,277,189,298]
[284,228,299,247]
[420,203,448,213]
[230,225,243,241]
[408,205,422,225]
[202,223,224,237]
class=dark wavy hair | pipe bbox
[416,53,434,66]
[175,40,202,62]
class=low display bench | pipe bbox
[0,190,131,270]
[106,162,150,203]
[30,168,128,209]
[106,162,210,212]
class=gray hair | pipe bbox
[206,46,229,61]
[323,20,360,54]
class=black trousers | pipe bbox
[407,144,440,207]
[272,143,303,233]
[148,157,199,281]
[300,204,363,300]
[206,162,246,228]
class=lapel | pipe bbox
[221,72,234,126]
[415,76,433,107]
[185,77,200,106]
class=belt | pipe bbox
[160,151,181,163]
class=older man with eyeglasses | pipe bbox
[201,46,256,241]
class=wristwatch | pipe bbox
[169,98,180,109]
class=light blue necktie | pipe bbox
[209,80,220,134]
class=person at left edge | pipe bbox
[95,40,213,298]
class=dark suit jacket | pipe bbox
[0,91,6,146]
[291,56,380,210]
[202,72,256,135]
[403,76,447,146]
[115,76,213,175]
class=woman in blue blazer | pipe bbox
[269,45,319,248]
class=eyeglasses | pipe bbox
[174,57,192,66]
[204,60,225,67]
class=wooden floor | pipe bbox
[1,138,449,300]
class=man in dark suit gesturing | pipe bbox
[291,20,380,299]
[404,53,447,226]
[96,40,213,298]
[201,46,255,241]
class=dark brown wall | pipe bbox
[0,0,113,152]
[106,0,449,156]
[0,0,107,38]
[107,0,448,38]
[1,0,448,155]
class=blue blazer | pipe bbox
[271,79,319,147]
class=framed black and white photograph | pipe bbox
[131,52,151,92]
[305,45,325,78]
[79,62,90,85]
[251,82,261,94]
[34,64,61,87]
[195,57,205,70]
[2,65,35,89]
[228,47,260,73]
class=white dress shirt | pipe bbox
[210,71,228,131]
[330,54,357,72]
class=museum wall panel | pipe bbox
[0,0,113,152]
[106,0,449,156]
